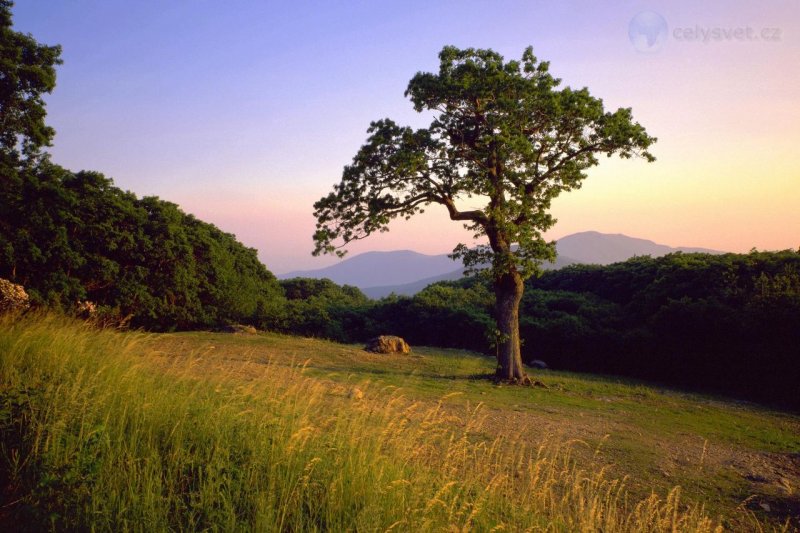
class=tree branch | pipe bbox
[442,197,487,225]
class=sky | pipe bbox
[12,0,800,274]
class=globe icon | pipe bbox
[628,11,668,53]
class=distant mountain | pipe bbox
[555,231,720,265]
[279,250,460,287]
[361,254,579,299]
[361,270,463,299]
[279,232,723,298]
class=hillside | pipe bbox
[0,167,283,330]
[281,232,724,297]
[2,315,797,530]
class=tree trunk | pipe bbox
[493,269,530,384]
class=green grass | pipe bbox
[2,314,797,531]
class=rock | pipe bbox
[0,278,30,313]
[222,324,258,335]
[529,359,548,369]
[365,335,411,354]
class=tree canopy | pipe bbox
[0,163,285,329]
[0,0,61,164]
[313,46,656,382]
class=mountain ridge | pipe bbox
[360,253,581,299]
[281,250,459,287]
[557,231,720,265]
[279,232,724,297]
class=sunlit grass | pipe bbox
[0,314,786,531]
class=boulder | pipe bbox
[0,278,30,313]
[222,324,258,335]
[529,359,548,369]
[365,335,411,354]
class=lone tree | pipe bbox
[313,46,655,383]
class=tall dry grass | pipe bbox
[0,314,742,531]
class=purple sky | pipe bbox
[13,0,800,273]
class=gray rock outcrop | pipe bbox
[365,335,411,354]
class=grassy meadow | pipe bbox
[1,314,798,531]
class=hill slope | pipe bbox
[2,316,796,530]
